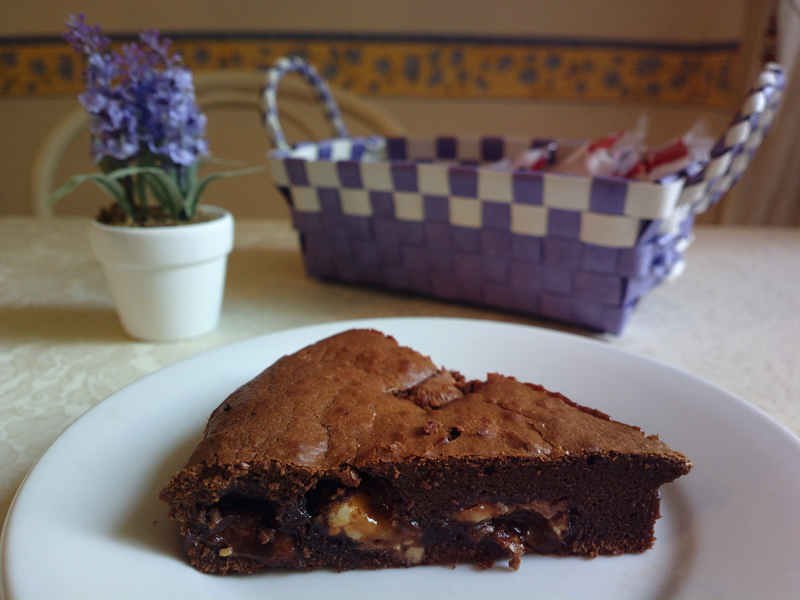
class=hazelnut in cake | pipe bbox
[159,329,691,573]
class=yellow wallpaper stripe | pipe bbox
[0,33,739,108]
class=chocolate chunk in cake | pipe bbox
[159,329,691,573]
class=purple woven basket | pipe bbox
[264,57,785,334]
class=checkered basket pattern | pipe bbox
[264,57,785,334]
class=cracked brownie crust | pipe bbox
[159,329,692,573]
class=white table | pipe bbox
[1,217,799,530]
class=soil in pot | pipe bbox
[96,203,221,227]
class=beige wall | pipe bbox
[0,0,758,219]
[0,1,749,40]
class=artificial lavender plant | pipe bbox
[50,14,260,223]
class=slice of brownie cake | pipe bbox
[159,329,691,573]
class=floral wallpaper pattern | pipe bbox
[0,33,738,108]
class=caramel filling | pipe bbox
[188,506,301,568]
[324,491,392,541]
[322,491,425,564]
[452,498,568,528]
[451,498,570,569]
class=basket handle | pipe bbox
[687,63,785,210]
[262,56,350,152]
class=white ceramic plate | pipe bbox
[3,317,800,600]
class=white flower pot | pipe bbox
[87,205,234,342]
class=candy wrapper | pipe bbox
[551,117,714,182]
[551,116,648,178]
[486,140,557,171]
[627,119,714,181]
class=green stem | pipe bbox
[122,176,137,222]
[135,172,147,215]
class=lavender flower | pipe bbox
[63,14,109,57]
[63,14,208,166]
[144,66,209,165]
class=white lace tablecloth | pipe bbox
[1,217,799,527]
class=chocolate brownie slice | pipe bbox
[159,329,691,573]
